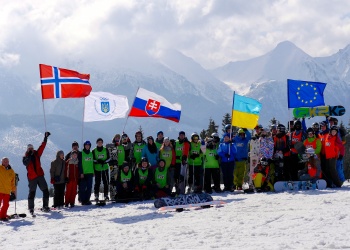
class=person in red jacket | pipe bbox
[22,132,51,215]
[65,151,79,207]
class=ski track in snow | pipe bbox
[1,183,350,249]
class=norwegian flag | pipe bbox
[39,64,92,99]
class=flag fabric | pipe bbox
[287,79,326,108]
[84,92,129,122]
[231,93,262,129]
[40,64,92,99]
[129,88,181,123]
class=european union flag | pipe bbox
[287,79,326,108]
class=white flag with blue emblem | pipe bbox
[84,92,129,122]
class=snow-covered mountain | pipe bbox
[211,41,350,126]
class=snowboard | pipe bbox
[293,105,346,118]
[158,200,226,212]
[106,143,119,201]
[274,179,327,192]
[154,193,213,208]
[248,139,260,186]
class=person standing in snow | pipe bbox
[159,137,176,191]
[22,132,51,214]
[65,151,79,207]
[134,157,152,200]
[79,141,94,205]
[188,132,203,193]
[203,137,221,193]
[289,120,307,180]
[0,157,16,221]
[174,131,190,194]
[93,138,110,201]
[218,133,237,192]
[273,124,290,182]
[142,136,159,171]
[50,150,66,209]
[233,128,251,190]
[130,131,146,170]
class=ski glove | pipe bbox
[225,153,230,158]
[214,155,219,160]
[44,131,51,142]
[97,159,105,165]
[338,155,343,160]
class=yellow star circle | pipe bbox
[296,83,318,104]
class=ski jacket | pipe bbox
[203,148,219,169]
[134,168,152,187]
[159,146,176,168]
[174,138,190,164]
[153,167,170,188]
[130,140,146,164]
[318,131,328,155]
[217,142,237,163]
[50,152,66,184]
[142,144,159,167]
[22,141,46,181]
[274,133,290,156]
[0,164,16,194]
[290,130,306,154]
[65,158,79,183]
[188,142,203,166]
[93,146,110,171]
[306,157,322,178]
[233,130,251,161]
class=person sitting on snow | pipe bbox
[298,148,322,182]
[252,157,273,192]
[115,162,134,201]
[152,159,171,198]
[134,157,152,200]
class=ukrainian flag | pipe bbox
[231,93,262,129]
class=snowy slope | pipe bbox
[1,183,350,249]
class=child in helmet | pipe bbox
[298,148,322,181]
[252,157,273,192]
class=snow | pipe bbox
[2,182,350,249]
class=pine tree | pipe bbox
[138,125,143,136]
[270,117,278,125]
[206,118,218,137]
[200,129,206,140]
[222,113,231,134]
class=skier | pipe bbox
[93,138,111,201]
[65,151,79,207]
[218,133,237,192]
[298,148,322,181]
[188,132,203,193]
[0,157,16,221]
[152,159,171,198]
[318,121,329,180]
[323,126,343,187]
[233,128,251,190]
[303,127,322,158]
[130,131,146,170]
[203,137,221,193]
[120,133,132,165]
[289,120,307,180]
[159,137,176,191]
[252,157,273,192]
[78,141,94,205]
[116,162,134,201]
[142,136,159,170]
[134,157,152,200]
[22,132,51,215]
[155,131,164,149]
[329,117,346,183]
[50,150,66,209]
[273,124,290,182]
[174,131,190,194]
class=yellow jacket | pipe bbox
[0,165,16,194]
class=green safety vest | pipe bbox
[188,142,202,166]
[81,151,94,174]
[120,170,132,182]
[137,169,149,185]
[117,145,125,166]
[155,168,167,188]
[93,147,108,171]
[159,149,172,168]
[133,143,145,164]
[155,141,162,150]
[175,141,184,164]
[204,148,219,169]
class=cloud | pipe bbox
[1,0,350,70]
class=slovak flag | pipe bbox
[129,88,181,123]
[39,64,92,99]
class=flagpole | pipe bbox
[122,87,139,133]
[82,98,86,146]
[42,100,47,132]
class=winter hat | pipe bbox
[157,131,163,136]
[122,133,128,139]
[72,141,79,148]
[84,140,91,146]
[238,129,245,134]
[141,157,149,163]
[179,131,185,135]
[223,133,231,138]
[96,138,103,143]
[122,161,130,169]
[27,144,34,149]
[158,159,166,167]
[164,137,170,142]
[307,127,314,133]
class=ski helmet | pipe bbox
[141,157,148,163]
[277,124,286,133]
[157,131,163,136]
[305,147,315,155]
[211,132,219,138]
[238,129,245,134]
[191,132,199,140]
[307,127,314,134]
[84,140,91,147]
[330,125,339,132]
[225,124,231,131]
[260,157,269,166]
[312,122,319,129]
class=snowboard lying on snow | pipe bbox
[274,179,327,192]
[158,200,226,212]
[154,193,213,209]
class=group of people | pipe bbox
[0,116,347,219]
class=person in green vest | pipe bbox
[120,133,132,164]
[188,132,203,193]
[159,137,176,192]
[203,137,221,193]
[152,159,171,198]
[92,138,110,201]
[155,131,164,149]
[130,131,146,170]
[78,141,94,205]
[174,131,190,194]
[116,162,134,200]
[134,157,152,199]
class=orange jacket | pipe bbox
[23,142,46,180]
[324,134,341,159]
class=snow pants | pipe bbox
[65,180,78,206]
[336,158,345,182]
[79,174,93,204]
[253,173,273,191]
[324,158,343,187]
[94,169,109,197]
[28,176,49,210]
[53,183,65,207]
[188,164,203,190]
[220,161,235,190]
[234,160,246,188]
[204,168,220,192]
[0,193,10,219]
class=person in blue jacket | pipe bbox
[232,128,251,190]
[218,133,237,192]
[142,136,159,171]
